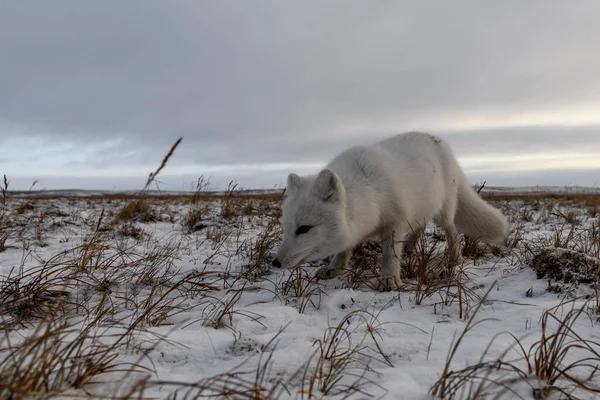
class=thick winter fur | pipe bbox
[273,132,510,291]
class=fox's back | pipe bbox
[376,132,455,166]
[326,132,457,187]
[326,132,463,224]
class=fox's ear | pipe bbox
[286,173,302,195]
[312,169,341,202]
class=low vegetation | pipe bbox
[2,153,600,398]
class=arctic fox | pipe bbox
[271,132,510,291]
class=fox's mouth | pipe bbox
[275,245,325,270]
[284,256,306,269]
[282,251,316,269]
[293,250,325,268]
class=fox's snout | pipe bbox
[271,258,282,268]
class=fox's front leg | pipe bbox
[315,249,352,280]
[379,225,406,291]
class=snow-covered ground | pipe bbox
[1,193,599,399]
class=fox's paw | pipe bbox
[315,267,344,280]
[379,275,402,292]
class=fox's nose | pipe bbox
[271,258,281,268]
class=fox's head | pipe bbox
[272,169,349,270]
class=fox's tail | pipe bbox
[454,174,509,245]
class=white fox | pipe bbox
[272,132,510,291]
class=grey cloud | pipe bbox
[439,126,600,157]
[3,2,600,148]
[2,1,600,188]
[144,126,600,169]
[17,125,597,173]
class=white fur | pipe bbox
[273,131,510,291]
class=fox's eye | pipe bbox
[295,225,312,235]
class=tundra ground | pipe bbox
[1,186,600,399]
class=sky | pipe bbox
[2,0,600,191]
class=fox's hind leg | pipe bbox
[315,249,352,280]
[434,214,461,278]
[443,224,461,276]
[379,224,407,291]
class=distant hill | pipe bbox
[480,186,600,195]
[6,185,600,198]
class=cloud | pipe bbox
[1,1,600,188]
[439,126,600,156]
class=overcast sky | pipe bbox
[2,1,600,191]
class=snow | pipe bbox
[1,195,599,399]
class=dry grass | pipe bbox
[127,327,291,399]
[180,206,209,234]
[239,214,282,282]
[114,222,148,240]
[0,228,8,253]
[143,137,183,191]
[115,199,159,223]
[430,290,600,400]
[280,267,323,314]
[294,309,393,399]
[16,201,35,215]
[0,175,10,252]
[0,308,155,398]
